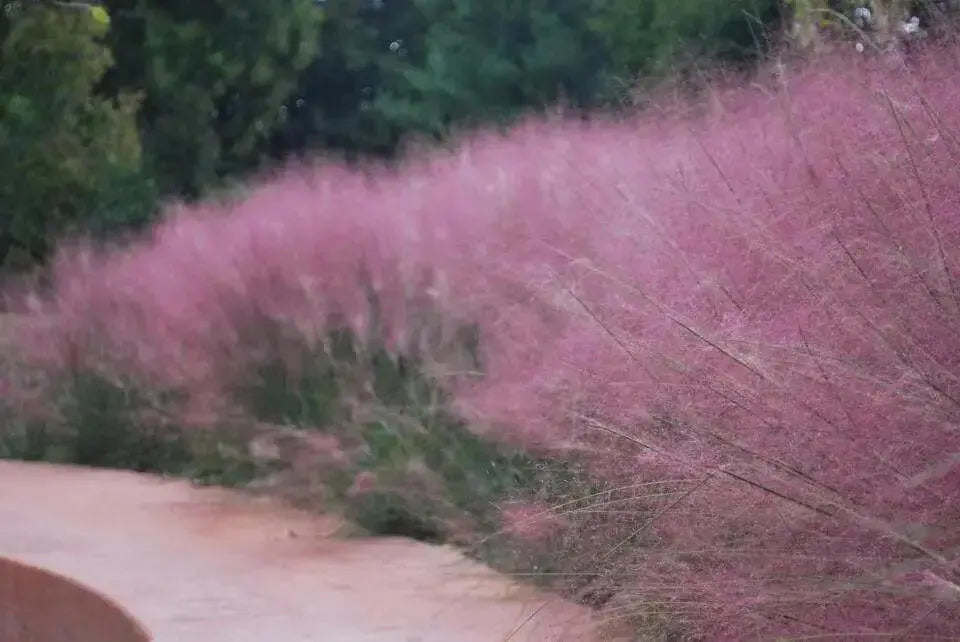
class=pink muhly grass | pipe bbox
[16,43,960,637]
[500,501,569,543]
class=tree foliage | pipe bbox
[372,0,607,139]
[269,0,427,159]
[0,4,154,267]
[0,0,789,265]
[589,0,782,82]
[102,0,324,196]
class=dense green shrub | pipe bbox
[0,5,156,268]
[589,0,782,91]
[0,370,191,472]
[370,0,608,140]
[102,0,324,197]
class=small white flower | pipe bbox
[855,42,865,53]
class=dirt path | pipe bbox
[0,461,606,641]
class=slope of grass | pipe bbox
[5,41,960,639]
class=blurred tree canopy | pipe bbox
[268,0,427,159]
[102,0,324,196]
[0,0,785,267]
[0,4,154,268]
[370,0,608,140]
[589,0,782,81]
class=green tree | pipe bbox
[371,0,608,141]
[0,4,154,267]
[275,0,785,158]
[270,0,427,159]
[588,0,782,91]
[103,0,324,197]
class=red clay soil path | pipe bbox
[0,461,608,641]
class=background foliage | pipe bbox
[0,0,790,267]
[0,5,154,268]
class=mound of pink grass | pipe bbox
[18,44,960,637]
